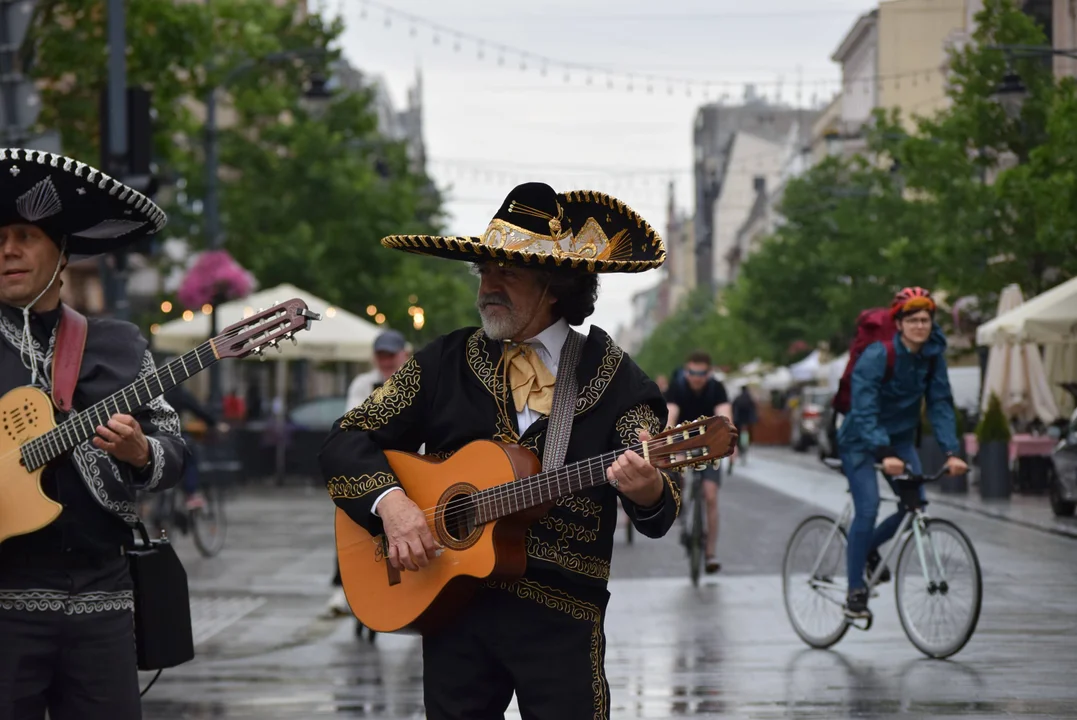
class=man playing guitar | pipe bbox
[321,182,682,719]
[0,149,188,719]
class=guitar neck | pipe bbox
[20,340,220,471]
[472,447,632,525]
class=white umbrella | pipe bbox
[789,350,821,383]
[976,275,1077,345]
[1044,342,1077,418]
[980,284,1060,424]
[152,283,383,362]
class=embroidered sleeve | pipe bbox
[614,402,662,448]
[339,357,422,431]
[320,343,440,534]
[129,350,189,492]
[327,473,398,500]
[610,389,679,537]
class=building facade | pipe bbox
[692,87,808,293]
[711,131,786,286]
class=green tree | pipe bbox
[870,0,1077,302]
[635,287,771,377]
[27,0,477,341]
[731,155,935,356]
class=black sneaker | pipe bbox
[866,550,891,584]
[844,588,871,619]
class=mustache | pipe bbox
[477,293,513,310]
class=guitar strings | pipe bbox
[424,428,711,525]
[0,316,287,469]
[355,432,717,550]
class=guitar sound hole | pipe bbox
[442,493,476,542]
[435,483,483,551]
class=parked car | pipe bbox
[791,386,832,453]
[1048,383,1077,517]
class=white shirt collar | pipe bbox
[526,317,570,361]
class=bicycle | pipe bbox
[143,480,228,558]
[137,433,231,558]
[782,458,982,659]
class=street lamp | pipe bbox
[992,70,1028,121]
[203,47,332,413]
[987,44,1077,120]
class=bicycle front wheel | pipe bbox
[895,517,982,659]
[688,484,705,587]
[191,483,228,558]
[782,515,850,649]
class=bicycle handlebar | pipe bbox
[873,464,951,483]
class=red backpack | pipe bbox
[832,307,898,415]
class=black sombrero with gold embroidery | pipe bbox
[381,182,665,273]
[0,148,167,255]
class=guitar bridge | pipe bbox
[376,534,402,587]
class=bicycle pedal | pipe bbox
[847,614,873,631]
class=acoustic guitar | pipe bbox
[335,415,737,634]
[0,298,320,545]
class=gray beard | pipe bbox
[479,306,526,340]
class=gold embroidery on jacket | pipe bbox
[663,471,682,519]
[615,403,662,447]
[526,492,608,581]
[327,473,396,499]
[465,330,518,442]
[576,334,623,415]
[488,578,608,719]
[615,405,678,519]
[339,358,421,431]
[469,328,623,422]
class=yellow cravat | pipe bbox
[504,343,555,416]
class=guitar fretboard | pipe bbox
[470,447,636,525]
[19,341,220,471]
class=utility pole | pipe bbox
[0,0,52,149]
[99,0,130,321]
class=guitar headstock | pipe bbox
[648,415,739,472]
[213,298,321,360]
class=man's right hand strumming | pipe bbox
[377,491,441,571]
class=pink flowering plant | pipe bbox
[177,250,254,309]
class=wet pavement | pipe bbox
[141,450,1077,719]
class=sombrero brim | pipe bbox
[0,148,166,255]
[381,234,664,273]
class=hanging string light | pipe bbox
[349,0,949,102]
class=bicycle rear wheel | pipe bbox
[191,482,227,558]
[782,515,850,648]
[895,517,982,659]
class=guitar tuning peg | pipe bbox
[290,334,298,345]
[273,342,282,353]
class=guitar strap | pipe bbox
[50,304,88,414]
[541,329,586,472]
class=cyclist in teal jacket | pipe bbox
[837,287,969,619]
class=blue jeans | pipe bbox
[181,433,200,496]
[841,444,924,592]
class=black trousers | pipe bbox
[0,555,141,720]
[422,574,611,720]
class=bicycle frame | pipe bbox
[807,495,949,601]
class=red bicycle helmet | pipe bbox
[890,286,936,319]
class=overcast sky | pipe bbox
[330,0,878,337]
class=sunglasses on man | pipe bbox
[684,368,710,378]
